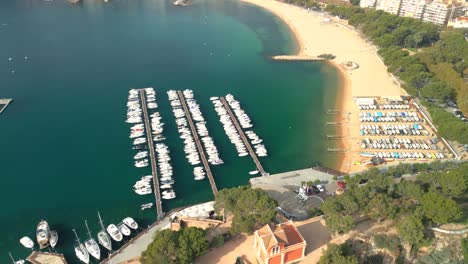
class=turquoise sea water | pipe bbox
[0,0,340,262]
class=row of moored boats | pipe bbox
[128,88,176,200]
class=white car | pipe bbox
[316,185,325,192]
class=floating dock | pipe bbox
[27,251,68,264]
[139,89,163,219]
[220,97,267,176]
[0,98,12,114]
[177,90,218,195]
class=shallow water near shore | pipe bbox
[0,0,340,262]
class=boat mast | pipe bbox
[72,228,81,244]
[8,252,16,264]
[84,220,93,239]
[98,211,105,231]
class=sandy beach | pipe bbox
[241,0,405,173]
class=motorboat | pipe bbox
[118,223,131,236]
[134,151,148,160]
[50,230,58,248]
[84,220,100,260]
[106,224,123,242]
[123,217,138,230]
[135,159,149,168]
[160,183,173,189]
[72,229,90,264]
[162,192,176,200]
[135,187,152,195]
[133,137,147,145]
[36,220,50,249]
[140,203,154,210]
[97,212,112,251]
[19,236,34,249]
[249,170,259,175]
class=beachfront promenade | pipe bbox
[220,97,267,176]
[139,89,164,218]
[177,90,218,195]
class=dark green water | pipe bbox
[0,0,340,262]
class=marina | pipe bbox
[219,97,267,176]
[177,90,218,195]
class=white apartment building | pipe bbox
[376,0,402,15]
[360,0,378,8]
[399,0,427,19]
[423,1,451,25]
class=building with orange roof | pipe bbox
[253,222,307,264]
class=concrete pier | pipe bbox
[220,97,267,176]
[177,91,218,195]
[139,89,163,218]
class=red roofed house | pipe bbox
[253,221,307,264]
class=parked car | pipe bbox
[316,184,325,192]
[311,186,320,193]
[337,181,346,189]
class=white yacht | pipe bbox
[50,230,58,248]
[19,236,34,249]
[118,223,131,236]
[133,137,147,145]
[36,220,50,249]
[134,151,148,160]
[162,189,176,200]
[135,159,149,168]
[123,217,138,230]
[97,212,112,251]
[106,224,123,242]
[249,170,259,175]
[135,187,152,195]
[72,229,90,264]
[84,220,100,260]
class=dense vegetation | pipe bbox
[318,243,359,264]
[214,186,278,234]
[325,5,468,144]
[141,227,209,264]
[320,162,467,254]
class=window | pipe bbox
[271,245,280,255]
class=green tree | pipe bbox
[396,179,423,199]
[420,190,462,225]
[318,243,359,264]
[366,193,397,223]
[397,213,426,248]
[324,213,355,234]
[215,186,277,234]
[337,195,359,215]
[420,81,455,101]
[438,170,467,198]
[141,229,178,264]
[177,227,209,264]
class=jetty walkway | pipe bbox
[177,90,218,195]
[220,97,267,176]
[139,89,163,218]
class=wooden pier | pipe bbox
[0,98,12,114]
[220,97,267,176]
[177,90,218,195]
[139,89,164,219]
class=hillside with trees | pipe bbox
[319,162,467,262]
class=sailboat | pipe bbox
[72,229,90,264]
[8,252,25,264]
[50,230,58,248]
[84,220,101,260]
[97,212,112,251]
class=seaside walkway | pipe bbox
[220,97,267,176]
[139,89,163,219]
[177,90,218,195]
[0,98,12,114]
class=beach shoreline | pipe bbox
[241,0,403,173]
